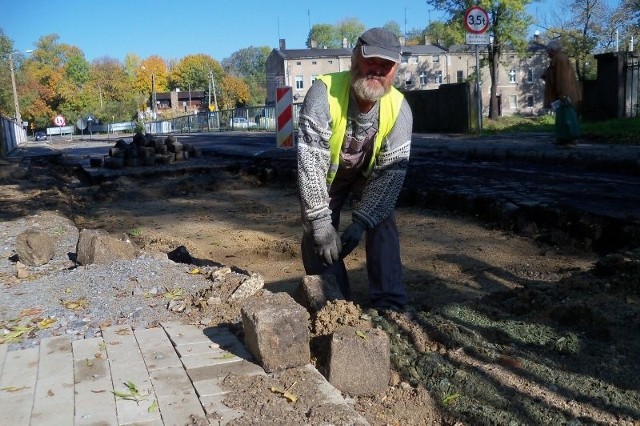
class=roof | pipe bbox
[272,48,351,60]
[402,45,448,55]
[272,43,449,60]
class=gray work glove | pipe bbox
[313,222,341,265]
[341,222,366,258]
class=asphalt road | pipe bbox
[11,131,640,253]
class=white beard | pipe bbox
[352,76,388,102]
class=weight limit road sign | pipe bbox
[464,6,490,34]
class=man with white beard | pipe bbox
[296,27,413,311]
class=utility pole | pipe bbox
[151,73,157,118]
[9,52,21,125]
[209,71,220,129]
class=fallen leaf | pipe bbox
[442,393,460,406]
[188,268,201,275]
[1,386,29,393]
[19,308,43,317]
[37,317,57,329]
[148,400,158,412]
[355,330,367,339]
[61,298,87,310]
[0,325,35,344]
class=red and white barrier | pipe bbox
[276,86,294,149]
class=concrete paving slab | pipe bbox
[31,336,74,426]
[72,337,118,426]
[0,319,366,425]
[134,327,182,371]
[0,346,38,425]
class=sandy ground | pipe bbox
[1,158,639,425]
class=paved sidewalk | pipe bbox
[0,321,365,425]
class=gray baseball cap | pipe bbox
[357,28,402,63]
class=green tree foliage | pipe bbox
[170,53,223,92]
[222,46,270,105]
[425,0,536,119]
[88,57,133,122]
[0,28,16,118]
[383,21,403,37]
[336,18,366,48]
[426,20,466,47]
[307,24,340,48]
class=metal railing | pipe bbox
[143,104,302,134]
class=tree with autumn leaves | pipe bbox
[0,29,261,130]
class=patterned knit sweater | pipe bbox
[297,78,413,230]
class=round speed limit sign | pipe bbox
[465,6,490,34]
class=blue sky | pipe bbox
[1,0,620,62]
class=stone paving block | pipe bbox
[148,366,195,397]
[101,324,141,364]
[72,335,107,360]
[0,346,38,425]
[135,326,182,371]
[241,291,310,372]
[31,336,74,426]
[192,375,229,398]
[149,367,207,425]
[174,326,240,355]
[161,321,222,346]
[327,326,391,396]
[0,344,7,371]
[187,359,265,383]
[294,274,343,312]
[102,326,162,425]
[180,347,243,370]
[72,338,118,425]
[200,394,245,425]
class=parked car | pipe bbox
[229,117,255,129]
[35,131,47,141]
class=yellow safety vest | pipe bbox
[318,71,404,185]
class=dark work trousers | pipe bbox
[300,186,407,308]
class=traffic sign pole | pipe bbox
[464,6,490,133]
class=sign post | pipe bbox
[465,6,490,132]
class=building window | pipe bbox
[296,61,301,65]
[527,95,534,107]
[435,70,443,84]
[405,71,413,86]
[419,72,428,85]
[311,75,318,84]
[312,61,317,65]
[401,56,408,65]
[456,70,464,83]
[410,56,418,64]
[432,55,440,63]
[328,60,333,64]
[509,69,517,83]
[527,69,534,82]
[295,75,304,90]
[509,95,517,109]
